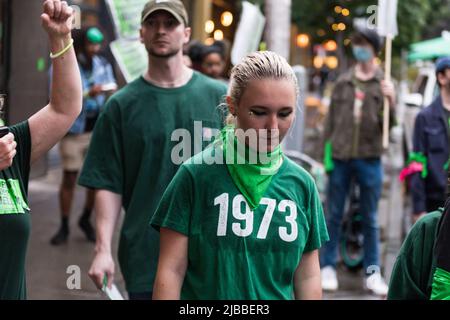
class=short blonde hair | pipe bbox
[225,51,298,124]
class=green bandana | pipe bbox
[431,267,450,300]
[407,152,428,178]
[217,125,283,210]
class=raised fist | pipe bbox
[41,0,74,39]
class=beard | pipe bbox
[147,45,180,59]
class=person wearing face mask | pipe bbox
[49,26,117,246]
[320,27,396,296]
[407,57,450,225]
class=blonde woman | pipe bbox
[151,51,329,300]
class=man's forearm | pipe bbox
[95,190,122,254]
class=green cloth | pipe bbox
[431,267,450,300]
[407,152,428,178]
[151,145,329,300]
[78,72,227,293]
[0,121,32,300]
[323,141,334,172]
[387,209,443,300]
[79,72,226,293]
[220,125,283,210]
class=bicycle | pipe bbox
[285,150,364,272]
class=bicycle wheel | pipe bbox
[340,211,364,272]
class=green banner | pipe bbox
[106,0,148,39]
[0,179,30,215]
[110,39,148,83]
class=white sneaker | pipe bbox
[321,266,338,291]
[364,272,388,296]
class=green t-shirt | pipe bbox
[151,146,329,300]
[78,72,227,293]
[387,209,443,300]
[0,121,32,300]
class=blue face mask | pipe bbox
[352,46,373,62]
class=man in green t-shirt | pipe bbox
[78,0,227,299]
[1,0,82,299]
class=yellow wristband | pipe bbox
[50,38,74,59]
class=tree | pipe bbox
[291,0,448,53]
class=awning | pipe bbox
[408,35,450,62]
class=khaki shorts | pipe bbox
[59,132,92,172]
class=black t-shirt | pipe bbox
[0,121,31,299]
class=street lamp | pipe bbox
[296,34,310,48]
[205,20,214,34]
[221,11,233,27]
[204,37,214,45]
[214,29,224,41]
[325,56,339,69]
[313,56,324,68]
[324,40,337,51]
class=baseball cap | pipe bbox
[436,57,450,74]
[86,27,104,44]
[141,0,188,26]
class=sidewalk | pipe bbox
[26,145,126,299]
